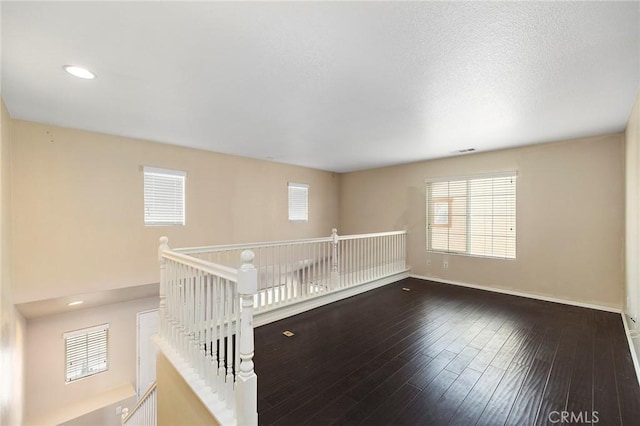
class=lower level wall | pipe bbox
[157,352,219,426]
[24,297,159,425]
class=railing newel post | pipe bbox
[236,250,258,426]
[331,228,339,289]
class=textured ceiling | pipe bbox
[2,1,639,172]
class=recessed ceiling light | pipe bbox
[67,300,84,306]
[63,65,96,80]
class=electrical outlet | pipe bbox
[443,260,449,270]
[115,406,122,415]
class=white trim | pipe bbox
[63,323,109,339]
[254,270,410,327]
[621,313,640,388]
[409,274,622,313]
[143,166,186,177]
[425,170,517,183]
[287,182,309,189]
[154,335,236,426]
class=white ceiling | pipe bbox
[16,283,158,319]
[2,1,639,173]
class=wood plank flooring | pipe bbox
[253,278,640,425]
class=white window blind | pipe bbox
[64,324,109,383]
[426,172,517,259]
[143,166,186,226]
[288,182,309,221]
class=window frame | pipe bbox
[288,182,309,222]
[143,166,186,226]
[64,323,110,383]
[426,172,517,260]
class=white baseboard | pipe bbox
[410,274,640,390]
[254,270,410,327]
[409,274,622,313]
[621,313,640,389]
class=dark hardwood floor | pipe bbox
[253,278,640,425]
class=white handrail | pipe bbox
[121,382,156,426]
[337,230,406,240]
[175,230,406,254]
[161,248,238,281]
[176,236,333,254]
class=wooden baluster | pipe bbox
[185,266,191,363]
[172,263,178,352]
[349,239,360,285]
[360,238,364,283]
[187,268,194,366]
[287,245,293,301]
[377,236,381,277]
[226,277,234,408]
[277,245,282,305]
[385,235,389,274]
[217,278,226,401]
[328,240,332,288]
[366,237,370,281]
[404,233,407,268]
[257,247,263,309]
[331,228,339,289]
[204,274,212,390]
[189,270,196,368]
[198,272,206,379]
[397,234,400,270]
[236,250,258,425]
[166,264,173,347]
[323,241,328,289]
[346,239,350,287]
[176,264,182,354]
[235,280,240,383]
[294,244,298,300]
[304,243,309,297]
[212,276,219,394]
[363,238,374,281]
[261,247,267,308]
[358,238,362,284]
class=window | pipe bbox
[288,182,308,221]
[65,324,109,383]
[143,166,186,226]
[426,172,517,259]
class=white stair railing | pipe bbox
[121,382,157,426]
[158,238,257,426]
[155,230,405,425]
[177,229,407,312]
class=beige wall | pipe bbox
[341,133,625,309]
[59,393,136,426]
[0,99,26,426]
[156,352,219,426]
[625,90,640,360]
[11,120,340,303]
[24,297,158,425]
